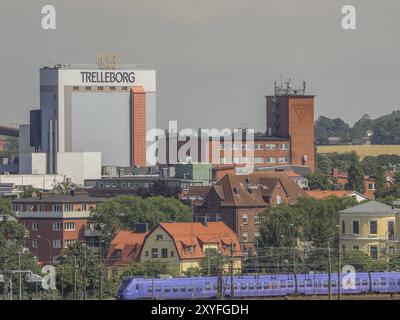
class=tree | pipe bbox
[56,242,102,299]
[306,172,330,190]
[347,158,365,194]
[120,260,177,278]
[90,195,191,247]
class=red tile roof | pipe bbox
[158,222,243,259]
[306,190,354,200]
[106,230,148,266]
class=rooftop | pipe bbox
[12,194,106,204]
[340,200,400,215]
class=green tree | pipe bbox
[347,158,365,194]
[306,172,330,190]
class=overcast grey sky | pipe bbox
[0,0,399,131]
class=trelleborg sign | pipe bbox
[80,71,135,84]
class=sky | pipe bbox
[0,0,399,131]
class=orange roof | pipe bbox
[106,230,148,266]
[306,190,353,200]
[158,222,243,259]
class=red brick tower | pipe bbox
[266,80,315,171]
[130,86,147,166]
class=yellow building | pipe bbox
[340,201,399,260]
[140,222,243,275]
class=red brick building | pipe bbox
[190,172,308,255]
[12,192,105,264]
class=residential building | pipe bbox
[340,201,400,260]
[190,172,308,254]
[106,228,148,273]
[140,222,243,275]
[12,191,106,263]
[331,168,377,199]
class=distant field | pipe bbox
[317,145,400,158]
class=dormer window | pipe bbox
[113,249,122,258]
[156,234,163,241]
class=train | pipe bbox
[117,272,400,300]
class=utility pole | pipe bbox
[230,243,234,299]
[338,245,342,300]
[328,243,332,300]
[99,241,103,300]
[18,251,22,300]
[74,255,77,300]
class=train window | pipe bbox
[213,283,218,290]
[362,280,368,286]
[381,278,387,286]
[188,285,194,292]
[256,282,262,289]
[373,279,379,286]
[389,279,395,286]
[263,282,269,289]
[147,286,153,293]
[306,280,312,288]
[180,285,186,292]
[155,286,161,292]
[299,281,305,288]
[355,279,360,286]
[164,286,171,292]
[173,285,179,292]
[241,283,247,290]
[280,280,286,288]
[331,281,337,288]
[233,283,238,290]
[205,283,211,291]
[316,281,322,288]
[249,283,255,290]
[288,281,294,288]
[323,281,329,288]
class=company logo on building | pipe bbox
[80,71,135,84]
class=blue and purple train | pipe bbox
[117,272,400,300]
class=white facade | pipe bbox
[56,152,101,185]
[19,153,47,175]
[0,174,65,190]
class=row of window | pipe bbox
[72,86,129,91]
[242,214,261,225]
[13,204,90,212]
[219,157,289,165]
[144,248,175,259]
[242,232,260,242]
[30,222,76,231]
[341,220,395,238]
[219,143,289,151]
[32,239,76,249]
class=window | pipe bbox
[242,214,248,225]
[53,222,62,231]
[265,144,276,150]
[161,248,168,258]
[32,240,38,248]
[341,221,345,234]
[279,143,289,150]
[173,285,179,292]
[65,222,76,231]
[254,215,260,225]
[278,157,289,163]
[242,232,248,242]
[266,157,276,163]
[170,251,174,257]
[369,246,378,259]
[388,221,395,240]
[64,204,73,212]
[52,204,62,212]
[254,232,260,239]
[53,239,61,248]
[145,251,149,257]
[38,204,45,212]
[219,143,225,150]
[254,144,264,150]
[368,183,376,190]
[180,285,186,292]
[255,157,264,164]
[370,220,378,235]
[32,222,39,231]
[113,249,122,258]
[155,286,161,293]
[164,286,171,293]
[156,234,163,241]
[241,283,247,290]
[275,195,282,205]
[151,248,158,258]
[64,239,76,248]
[352,245,360,250]
[352,221,359,235]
